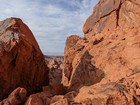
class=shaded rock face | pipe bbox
[62,35,105,90]
[62,35,81,87]
[25,91,77,105]
[0,18,49,100]
[25,92,51,105]
[47,58,65,95]
[0,87,27,105]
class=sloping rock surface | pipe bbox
[0,87,27,105]
[62,35,105,91]
[61,0,140,104]
[0,18,49,100]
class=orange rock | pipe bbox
[0,18,49,100]
[62,35,82,87]
[25,92,51,105]
[2,0,140,104]
[0,87,27,105]
[62,35,105,91]
[47,57,65,96]
[62,0,140,104]
[50,95,69,105]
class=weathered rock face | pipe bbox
[0,87,27,105]
[25,92,51,105]
[62,35,105,90]
[62,35,81,87]
[25,90,77,105]
[83,0,140,39]
[48,58,65,95]
[62,0,140,104]
[74,73,140,105]
[2,0,140,104]
[0,18,49,100]
[82,0,140,85]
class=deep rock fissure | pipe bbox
[116,2,122,27]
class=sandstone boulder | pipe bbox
[0,18,49,100]
[0,87,27,105]
[25,92,51,105]
[50,95,69,105]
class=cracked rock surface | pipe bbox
[61,0,140,104]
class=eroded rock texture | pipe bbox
[0,18,49,100]
[82,0,140,84]
[0,87,27,105]
[48,57,65,95]
[62,35,105,91]
[62,0,140,104]
[1,0,140,104]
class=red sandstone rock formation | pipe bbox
[0,87,27,105]
[0,18,49,100]
[62,35,105,91]
[25,91,51,105]
[1,0,140,104]
[82,0,140,88]
[24,0,140,104]
[47,57,65,94]
[25,57,65,105]
[61,0,140,104]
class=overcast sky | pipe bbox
[0,0,99,55]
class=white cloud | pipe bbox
[0,0,99,55]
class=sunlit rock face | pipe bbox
[82,0,140,82]
[0,18,49,100]
[62,0,140,104]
